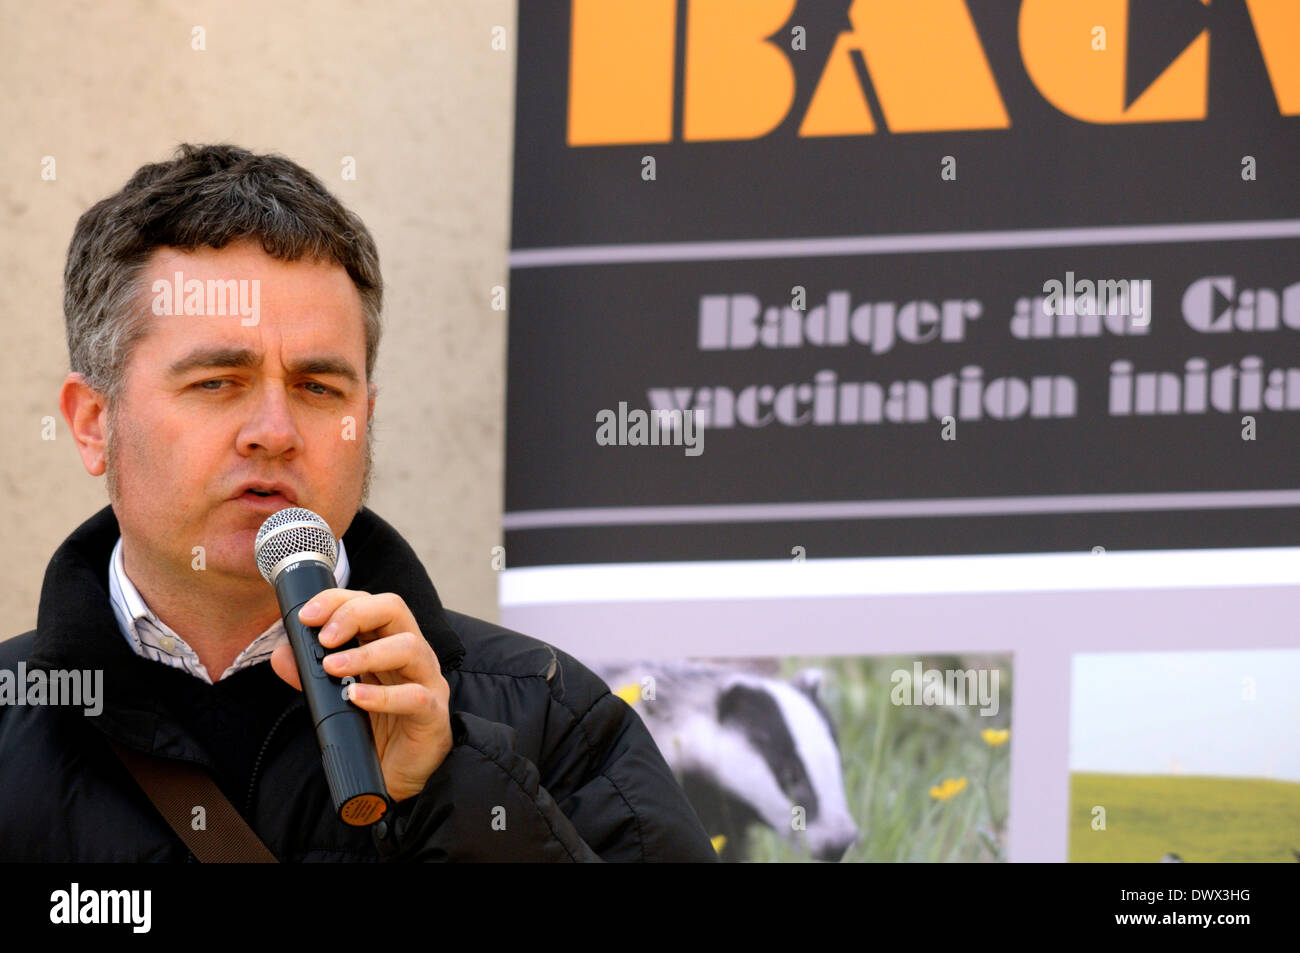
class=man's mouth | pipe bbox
[236,489,293,507]
[233,482,298,504]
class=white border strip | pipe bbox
[499,547,1300,605]
[503,489,1300,530]
[509,219,1300,268]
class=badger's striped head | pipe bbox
[709,670,858,861]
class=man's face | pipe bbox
[104,241,375,584]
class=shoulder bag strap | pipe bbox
[109,740,279,863]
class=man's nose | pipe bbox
[238,384,305,457]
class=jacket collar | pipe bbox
[28,504,465,746]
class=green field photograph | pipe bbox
[1070,649,1300,863]
[1070,772,1300,862]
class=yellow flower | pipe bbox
[981,728,1010,747]
[613,682,642,706]
[711,834,727,854]
[929,777,968,801]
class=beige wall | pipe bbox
[0,0,516,634]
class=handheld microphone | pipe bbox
[254,507,390,827]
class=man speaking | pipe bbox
[0,143,717,862]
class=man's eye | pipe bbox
[192,380,338,396]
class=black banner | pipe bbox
[506,0,1300,567]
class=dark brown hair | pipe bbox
[63,143,383,405]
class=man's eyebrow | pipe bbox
[286,356,360,384]
[166,346,360,384]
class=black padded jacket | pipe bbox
[0,504,717,862]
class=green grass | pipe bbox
[1069,773,1300,862]
[743,654,1012,863]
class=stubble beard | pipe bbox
[103,402,376,515]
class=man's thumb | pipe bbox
[268,643,303,691]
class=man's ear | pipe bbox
[59,373,110,477]
[367,379,377,422]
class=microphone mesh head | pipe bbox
[253,506,338,583]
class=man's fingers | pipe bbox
[322,631,435,684]
[345,680,439,718]
[304,591,414,648]
[297,588,361,629]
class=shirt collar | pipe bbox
[28,504,465,750]
[108,534,350,684]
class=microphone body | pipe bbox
[256,509,390,827]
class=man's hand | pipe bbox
[268,588,454,803]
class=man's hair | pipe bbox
[63,143,383,406]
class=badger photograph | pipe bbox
[588,653,1013,862]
